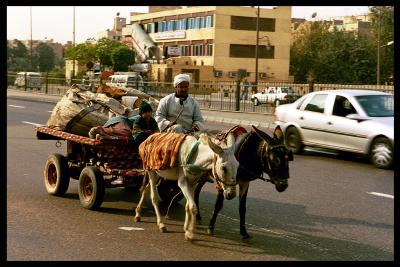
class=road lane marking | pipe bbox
[367,192,394,199]
[21,121,44,127]
[8,105,25,108]
[118,227,145,231]
[48,111,53,113]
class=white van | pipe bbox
[14,72,42,90]
[106,72,145,92]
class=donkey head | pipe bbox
[207,132,238,200]
[252,125,293,193]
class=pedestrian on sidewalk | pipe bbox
[240,79,249,101]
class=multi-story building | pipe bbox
[122,6,292,82]
[97,16,127,41]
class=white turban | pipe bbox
[173,74,191,87]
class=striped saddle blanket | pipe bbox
[139,132,187,170]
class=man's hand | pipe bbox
[191,123,200,132]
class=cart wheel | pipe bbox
[157,180,184,204]
[44,153,70,196]
[78,166,105,210]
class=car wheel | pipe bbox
[369,137,393,169]
[78,166,105,210]
[285,127,304,154]
[44,153,70,196]
[254,98,260,106]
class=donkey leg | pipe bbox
[207,189,224,235]
[239,181,251,239]
[186,183,198,241]
[148,172,167,232]
[194,176,207,221]
[134,181,149,222]
[178,176,197,241]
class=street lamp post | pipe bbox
[30,6,33,71]
[254,6,271,93]
[72,6,76,82]
[377,7,381,85]
[255,6,260,90]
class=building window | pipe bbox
[188,18,194,29]
[229,44,275,58]
[206,44,213,56]
[231,16,276,32]
[206,15,213,28]
[146,23,153,33]
[181,18,187,30]
[200,17,206,28]
[167,21,173,31]
[195,17,201,29]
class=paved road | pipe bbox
[7,97,394,260]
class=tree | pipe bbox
[11,39,28,58]
[111,46,135,71]
[64,41,97,66]
[37,43,55,72]
[290,20,378,84]
[95,38,123,68]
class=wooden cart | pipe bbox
[35,126,183,210]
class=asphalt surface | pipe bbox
[6,95,394,261]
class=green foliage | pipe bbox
[111,46,135,71]
[64,41,97,65]
[37,43,55,72]
[290,18,389,84]
[95,38,125,68]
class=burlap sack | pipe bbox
[46,85,133,136]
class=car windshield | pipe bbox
[355,95,394,117]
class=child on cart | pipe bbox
[88,101,159,143]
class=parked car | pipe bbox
[14,72,42,90]
[250,86,300,106]
[273,90,394,169]
[106,72,145,92]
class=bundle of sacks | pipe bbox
[46,84,159,137]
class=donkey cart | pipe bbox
[35,126,183,210]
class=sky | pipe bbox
[7,6,370,44]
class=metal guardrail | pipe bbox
[7,74,394,114]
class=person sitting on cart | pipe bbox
[131,101,159,144]
[155,73,205,133]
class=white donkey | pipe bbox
[135,132,239,241]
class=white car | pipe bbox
[250,86,300,106]
[273,90,394,169]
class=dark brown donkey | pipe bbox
[194,125,293,239]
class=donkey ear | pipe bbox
[273,126,284,143]
[207,136,224,155]
[251,125,273,142]
[226,132,236,148]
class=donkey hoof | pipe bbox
[185,233,194,241]
[134,216,141,222]
[207,228,214,236]
[159,224,167,233]
[242,233,251,240]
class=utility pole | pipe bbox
[72,6,76,81]
[255,6,260,91]
[30,6,33,71]
[377,7,381,85]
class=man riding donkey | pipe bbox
[155,73,205,134]
[155,73,213,184]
